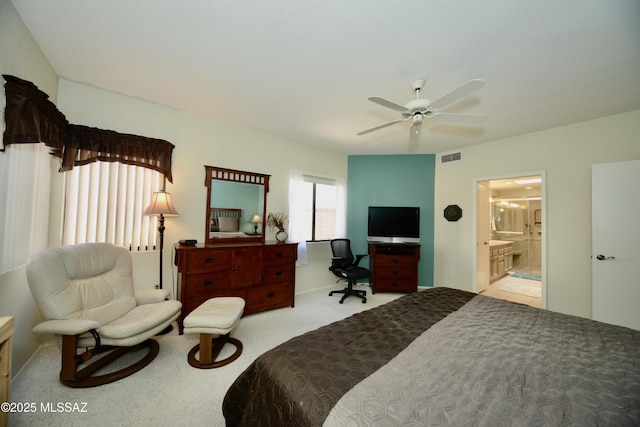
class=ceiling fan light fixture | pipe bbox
[358,78,486,147]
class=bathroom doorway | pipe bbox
[476,174,545,308]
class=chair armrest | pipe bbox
[135,289,170,305]
[33,319,99,336]
[353,254,369,266]
[329,256,346,271]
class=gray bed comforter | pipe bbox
[325,295,640,426]
[223,287,476,426]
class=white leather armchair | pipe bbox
[26,242,182,387]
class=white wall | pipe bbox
[0,0,60,377]
[434,110,640,318]
[55,79,348,296]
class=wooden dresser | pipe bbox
[368,243,420,293]
[175,241,297,331]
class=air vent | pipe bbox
[441,152,462,163]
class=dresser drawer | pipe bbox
[246,283,293,313]
[375,253,415,267]
[373,277,416,293]
[375,265,416,279]
[186,250,230,273]
[263,245,296,264]
[262,263,294,285]
[183,270,230,296]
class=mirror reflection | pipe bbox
[492,200,527,234]
[209,181,264,237]
[204,166,269,244]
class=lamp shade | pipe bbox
[251,214,261,223]
[144,191,179,216]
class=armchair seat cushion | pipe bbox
[101,299,182,341]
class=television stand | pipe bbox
[368,243,420,293]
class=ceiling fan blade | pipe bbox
[431,113,487,124]
[428,79,485,110]
[368,96,408,112]
[357,119,403,136]
[409,122,422,149]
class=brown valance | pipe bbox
[2,74,68,158]
[2,75,174,182]
[64,125,174,182]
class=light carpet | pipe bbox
[9,285,402,427]
[499,281,541,298]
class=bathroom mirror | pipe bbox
[204,165,270,244]
[492,200,527,235]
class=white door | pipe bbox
[592,159,640,330]
[476,182,490,293]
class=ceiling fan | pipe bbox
[358,79,487,148]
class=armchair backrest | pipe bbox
[26,243,137,326]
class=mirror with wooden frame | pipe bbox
[204,165,270,244]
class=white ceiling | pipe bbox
[10,0,640,155]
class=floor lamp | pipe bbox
[144,190,179,291]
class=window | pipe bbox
[299,181,338,242]
[289,170,345,265]
[1,75,175,257]
[62,161,162,251]
[0,143,51,273]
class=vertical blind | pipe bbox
[63,162,162,251]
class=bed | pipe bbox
[209,208,248,239]
[223,287,640,426]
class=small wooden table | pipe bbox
[0,316,15,427]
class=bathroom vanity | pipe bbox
[489,240,513,282]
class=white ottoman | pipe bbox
[183,297,245,369]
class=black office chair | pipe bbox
[328,239,369,304]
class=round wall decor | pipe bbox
[444,204,463,222]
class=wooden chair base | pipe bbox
[60,335,159,388]
[329,281,367,304]
[188,333,243,369]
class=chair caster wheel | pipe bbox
[362,299,367,304]
[339,300,344,304]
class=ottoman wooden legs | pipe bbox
[187,333,243,369]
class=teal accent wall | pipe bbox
[347,154,435,287]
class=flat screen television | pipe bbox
[367,206,420,243]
